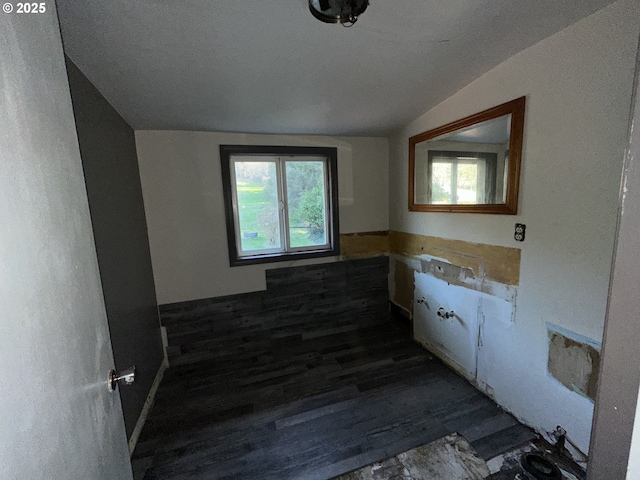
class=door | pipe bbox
[0,7,132,480]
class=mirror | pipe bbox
[409,96,525,214]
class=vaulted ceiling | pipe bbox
[57,0,616,136]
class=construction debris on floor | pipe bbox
[330,433,490,480]
[487,438,585,480]
[331,435,586,480]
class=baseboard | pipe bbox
[414,338,475,382]
[389,300,412,320]
[128,356,169,455]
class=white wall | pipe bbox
[136,131,389,304]
[389,0,640,455]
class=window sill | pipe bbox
[230,248,339,267]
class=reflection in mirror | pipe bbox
[409,97,525,214]
[415,115,511,205]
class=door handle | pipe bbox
[108,366,136,392]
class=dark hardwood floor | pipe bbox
[132,316,535,479]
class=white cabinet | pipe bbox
[413,271,515,387]
[413,272,482,380]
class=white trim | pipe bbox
[231,157,285,256]
[128,356,169,456]
[232,154,333,258]
[279,157,290,251]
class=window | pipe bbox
[427,150,498,205]
[220,145,340,266]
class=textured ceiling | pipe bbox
[57,0,616,136]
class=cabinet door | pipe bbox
[413,272,480,380]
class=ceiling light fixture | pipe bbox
[309,0,369,27]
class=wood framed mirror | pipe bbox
[409,96,526,214]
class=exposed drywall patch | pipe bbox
[548,329,600,401]
[389,231,521,286]
[415,257,516,306]
[547,322,601,350]
[420,257,517,304]
[394,259,416,315]
[340,230,389,258]
[422,257,475,285]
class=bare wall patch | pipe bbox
[340,231,389,258]
[547,330,600,401]
[389,231,521,286]
[421,258,475,286]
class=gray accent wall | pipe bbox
[65,57,164,438]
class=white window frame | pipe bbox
[427,150,498,205]
[431,157,487,204]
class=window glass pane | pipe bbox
[431,162,452,204]
[234,161,281,252]
[285,161,327,248]
[456,162,479,204]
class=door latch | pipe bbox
[108,366,136,392]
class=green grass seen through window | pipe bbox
[236,181,317,250]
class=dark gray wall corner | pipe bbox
[65,56,164,438]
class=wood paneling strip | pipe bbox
[389,230,521,286]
